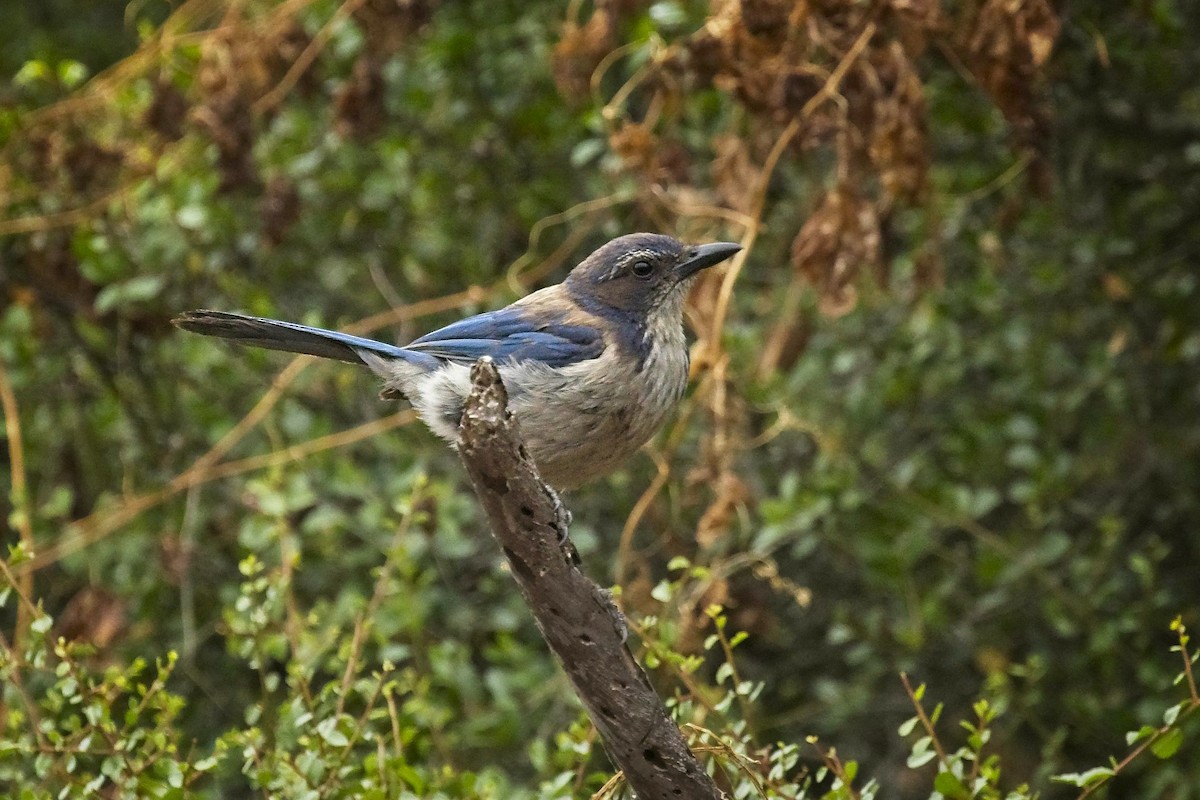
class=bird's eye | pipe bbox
[631,260,653,278]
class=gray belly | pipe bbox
[514,396,652,488]
[385,342,690,489]
[502,354,687,489]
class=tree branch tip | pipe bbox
[469,356,501,389]
[461,357,509,432]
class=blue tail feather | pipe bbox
[172,310,433,367]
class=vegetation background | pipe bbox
[1,0,1197,797]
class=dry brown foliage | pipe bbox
[553,0,1060,315]
[791,182,882,317]
[964,0,1060,192]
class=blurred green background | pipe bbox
[1,0,1197,797]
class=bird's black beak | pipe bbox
[676,241,742,280]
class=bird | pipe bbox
[174,233,741,489]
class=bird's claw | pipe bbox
[547,486,572,544]
[603,588,629,644]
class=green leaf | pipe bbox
[317,715,350,747]
[13,60,50,86]
[1151,728,1183,759]
[1126,724,1156,746]
[934,770,969,799]
[176,204,209,230]
[666,555,691,571]
[1051,767,1114,787]
[57,60,89,88]
[94,275,166,314]
[165,759,183,788]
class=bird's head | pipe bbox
[565,233,741,321]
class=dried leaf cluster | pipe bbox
[192,22,309,191]
[336,0,438,138]
[553,0,1060,314]
[966,0,1060,193]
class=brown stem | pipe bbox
[900,672,950,767]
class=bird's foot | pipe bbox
[601,588,629,645]
[544,486,581,564]
[547,486,572,543]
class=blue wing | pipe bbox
[405,306,604,367]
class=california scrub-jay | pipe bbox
[175,233,741,489]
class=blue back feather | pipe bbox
[406,307,604,367]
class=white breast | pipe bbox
[362,316,691,489]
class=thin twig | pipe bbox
[0,184,139,236]
[615,448,671,587]
[900,672,950,767]
[0,363,34,649]
[0,625,48,751]
[683,724,772,800]
[336,482,426,717]
[506,198,620,293]
[806,738,862,800]
[1177,620,1199,703]
[1076,702,1199,800]
[253,0,370,114]
[705,20,877,368]
[19,410,417,573]
[178,484,202,659]
[1076,623,1200,798]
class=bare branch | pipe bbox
[457,357,725,800]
